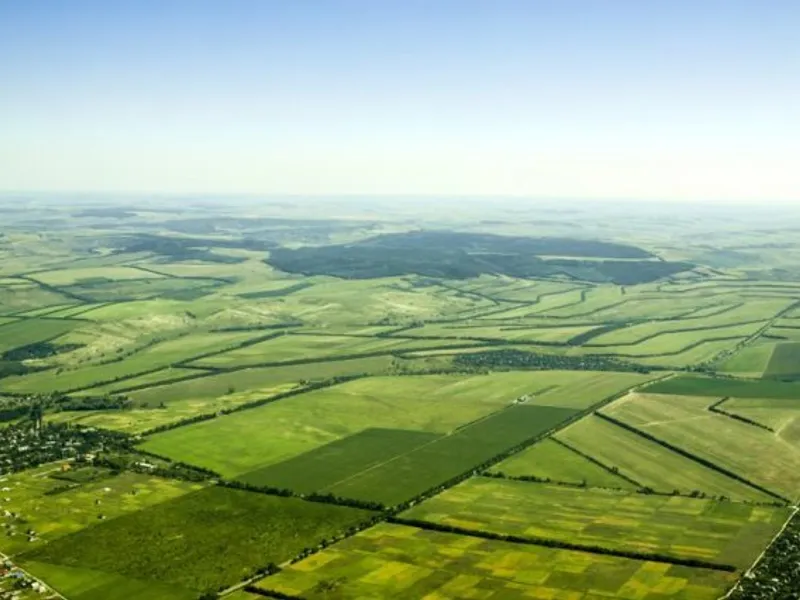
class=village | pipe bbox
[0,557,58,599]
[0,420,131,476]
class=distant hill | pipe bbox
[267,231,693,284]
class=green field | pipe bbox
[489,437,637,489]
[141,373,576,476]
[21,486,376,595]
[257,522,738,599]
[644,375,800,399]
[141,371,635,483]
[603,393,800,501]
[764,342,800,378]
[717,397,800,439]
[20,561,196,600]
[401,478,789,568]
[717,343,776,378]
[555,414,773,501]
[237,427,442,493]
[322,405,576,506]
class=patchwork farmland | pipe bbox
[1,200,800,599]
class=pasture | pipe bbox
[718,397,800,439]
[489,437,637,489]
[20,486,376,595]
[257,522,738,599]
[603,393,800,501]
[401,478,789,568]
[555,414,772,501]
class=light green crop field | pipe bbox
[0,466,203,556]
[489,437,638,489]
[717,343,776,378]
[401,478,789,568]
[555,414,772,501]
[603,393,800,502]
[257,522,738,599]
[720,398,800,439]
[140,372,572,477]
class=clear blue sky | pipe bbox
[1,1,797,202]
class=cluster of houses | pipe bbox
[0,421,128,476]
[0,560,51,599]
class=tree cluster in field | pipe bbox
[0,421,132,474]
[266,231,692,284]
[452,348,650,373]
[728,512,800,600]
[2,341,83,361]
[388,516,736,572]
[95,452,217,483]
[0,393,133,424]
[111,233,262,263]
[220,479,384,512]
[708,398,775,432]
[0,360,37,380]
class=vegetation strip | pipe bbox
[548,436,644,487]
[708,397,775,432]
[594,411,789,503]
[388,517,737,572]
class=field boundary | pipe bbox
[594,412,789,503]
[389,516,738,572]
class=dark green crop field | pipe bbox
[237,427,442,493]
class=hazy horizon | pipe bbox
[2,1,798,203]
